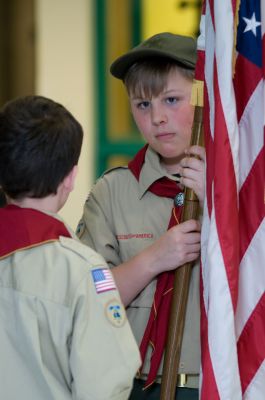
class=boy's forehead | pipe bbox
[129,69,191,99]
[128,65,192,97]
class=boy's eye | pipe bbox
[136,101,150,109]
[166,97,178,104]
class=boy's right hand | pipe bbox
[112,219,201,306]
[179,145,205,208]
[150,219,201,275]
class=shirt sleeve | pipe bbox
[77,177,122,268]
[69,270,141,400]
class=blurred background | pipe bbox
[0,0,201,228]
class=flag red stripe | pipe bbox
[237,292,265,393]
[231,0,238,14]
[234,56,263,121]
[239,148,265,260]
[195,50,205,81]
[213,60,239,310]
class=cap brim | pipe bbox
[110,48,195,80]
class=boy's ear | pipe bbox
[63,165,78,193]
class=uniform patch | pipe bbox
[105,298,126,327]
[116,233,153,240]
[92,268,116,294]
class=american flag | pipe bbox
[92,268,116,294]
[199,0,265,399]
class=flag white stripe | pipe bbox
[201,204,242,399]
[214,0,239,189]
[239,80,264,188]
[235,220,265,336]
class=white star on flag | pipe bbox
[243,12,261,36]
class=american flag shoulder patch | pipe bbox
[91,268,116,294]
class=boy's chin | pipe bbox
[158,149,184,163]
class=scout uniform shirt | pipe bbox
[0,205,140,400]
[77,146,200,388]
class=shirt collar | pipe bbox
[138,146,180,199]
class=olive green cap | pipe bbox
[110,32,197,80]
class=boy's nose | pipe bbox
[151,106,168,125]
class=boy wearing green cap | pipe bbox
[77,33,205,400]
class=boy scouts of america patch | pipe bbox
[92,268,116,294]
[105,298,126,327]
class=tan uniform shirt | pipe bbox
[77,147,200,387]
[0,212,140,400]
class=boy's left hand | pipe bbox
[179,145,205,208]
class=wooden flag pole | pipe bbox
[160,81,204,400]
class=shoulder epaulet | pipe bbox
[100,165,128,178]
[59,236,106,267]
[85,166,129,203]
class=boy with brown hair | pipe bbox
[0,95,140,400]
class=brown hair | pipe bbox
[124,58,194,99]
[0,95,83,199]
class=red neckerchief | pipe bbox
[128,145,183,388]
[0,205,71,258]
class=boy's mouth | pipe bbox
[155,132,175,140]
